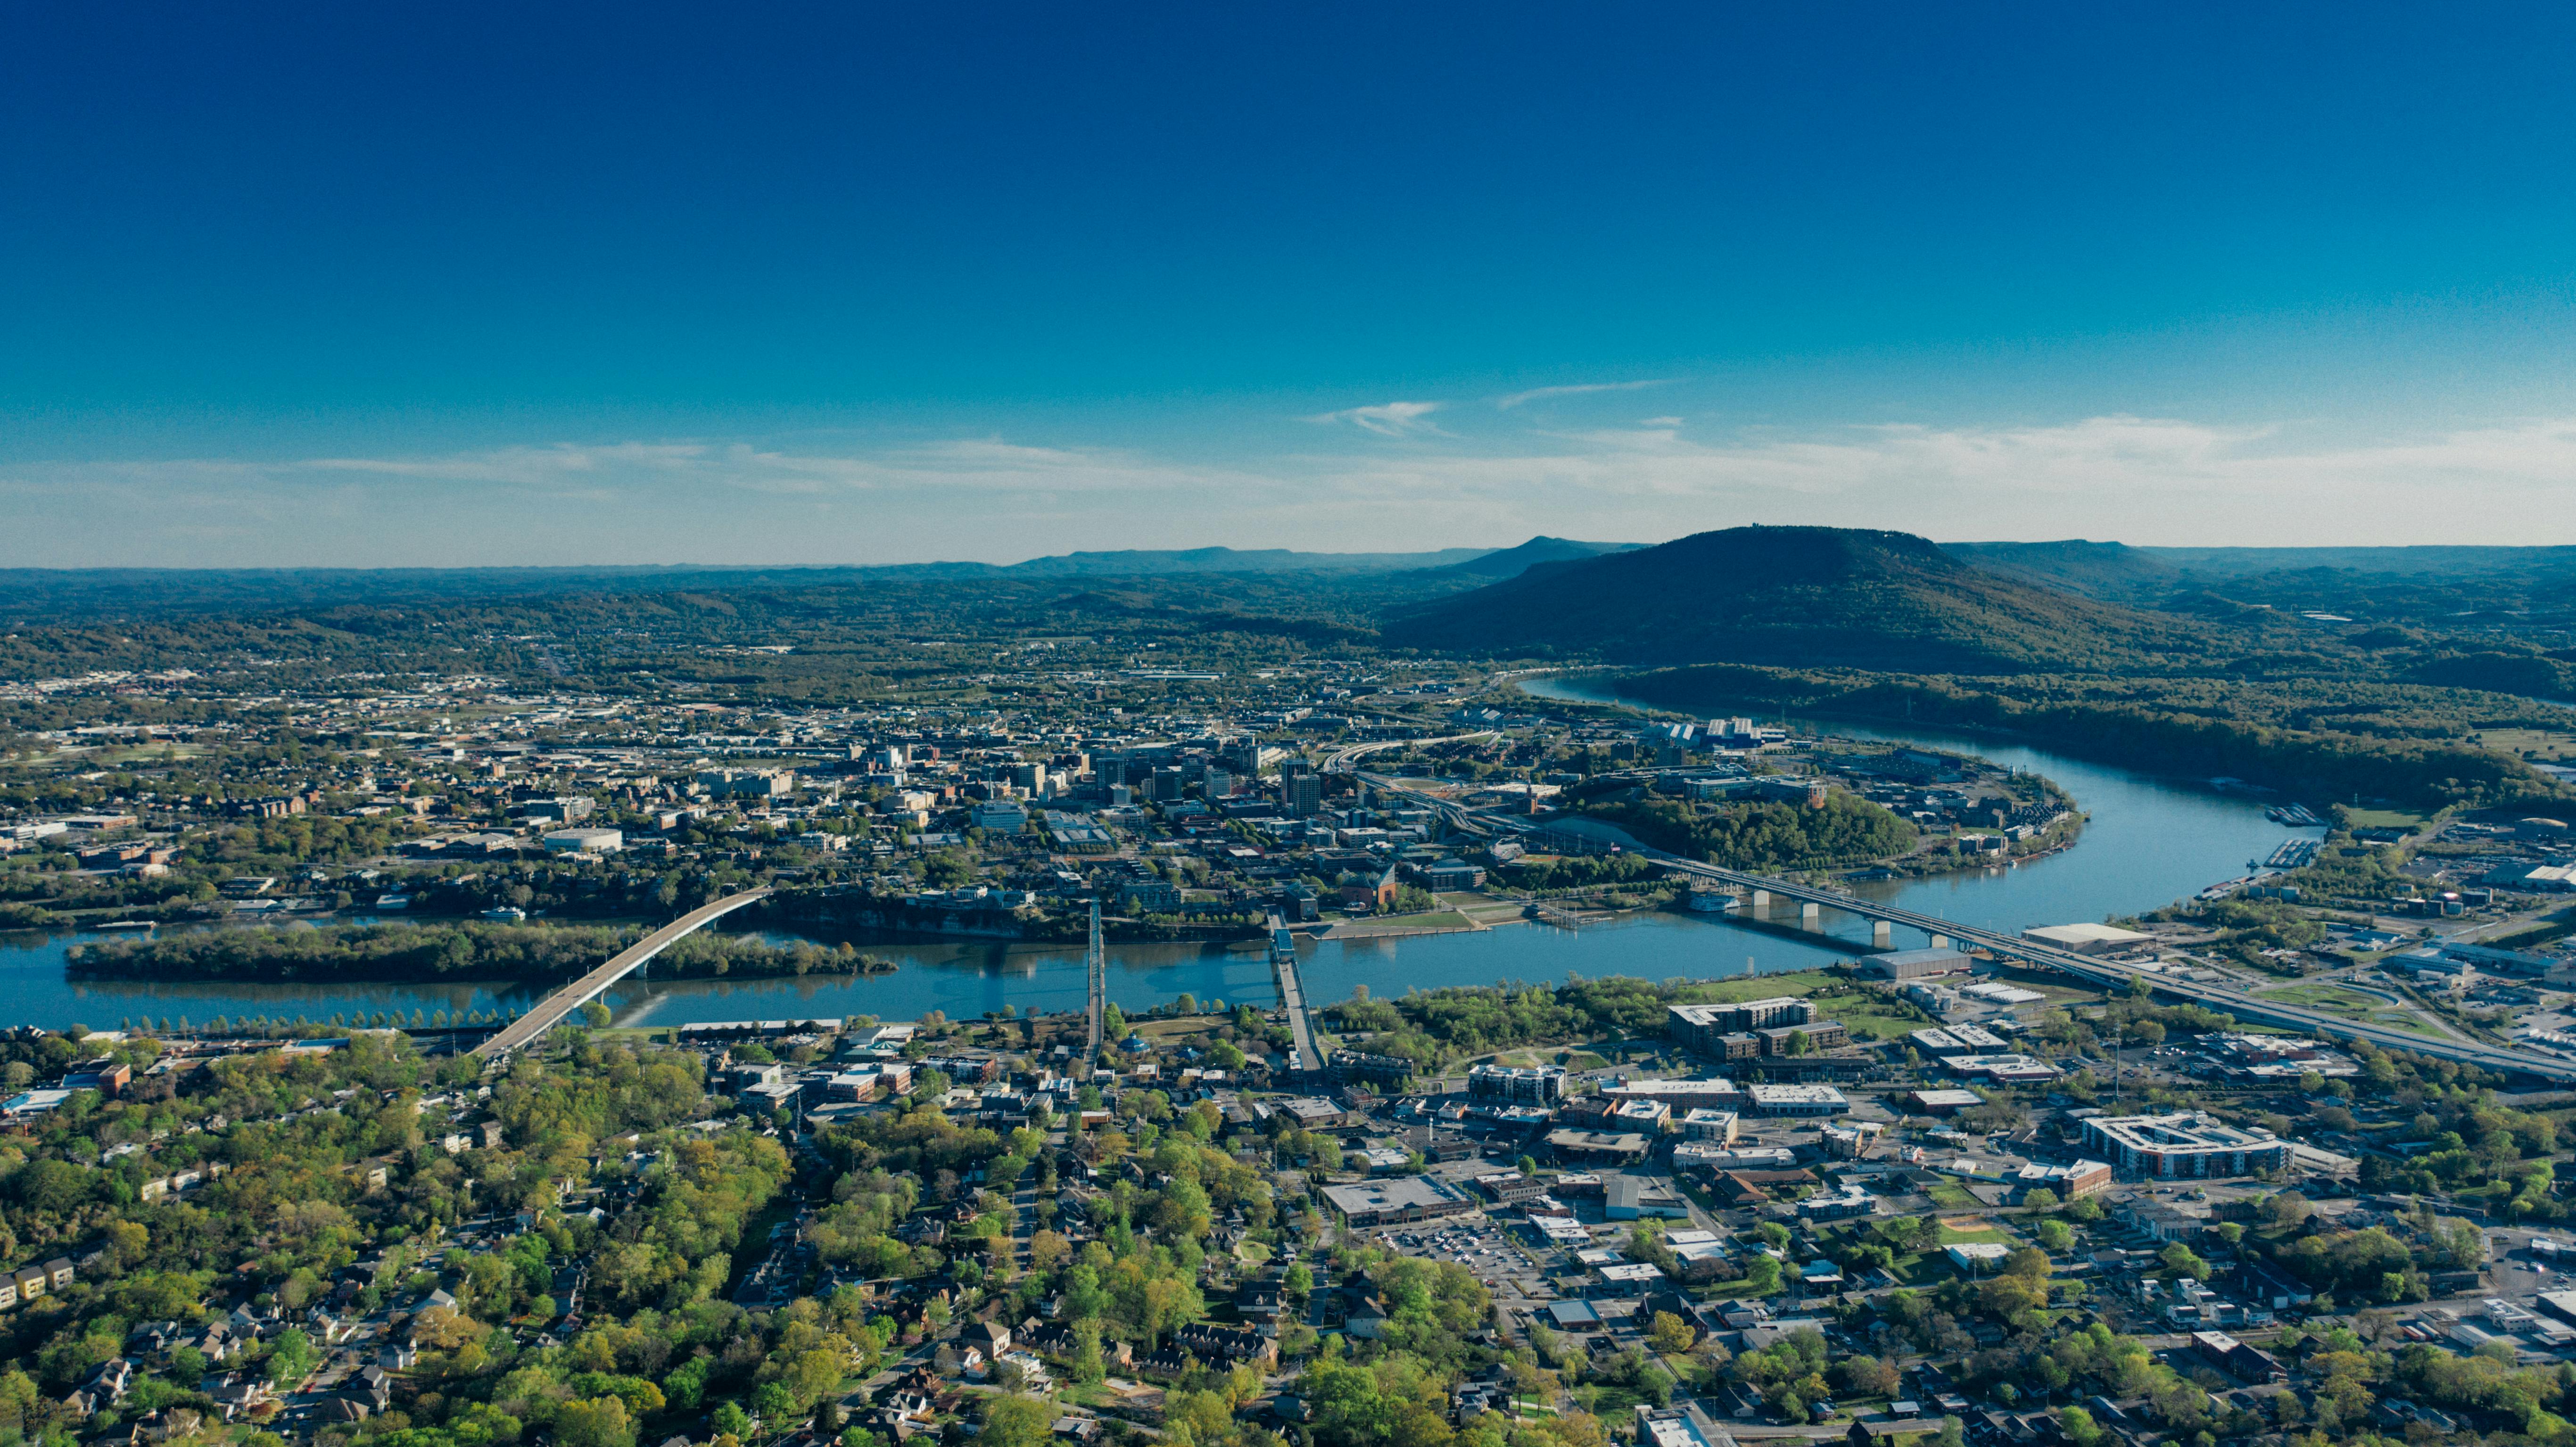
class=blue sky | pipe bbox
[8,3,2576,566]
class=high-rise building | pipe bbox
[1286,772,1323,815]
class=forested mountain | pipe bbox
[1385,526,2221,674]
[1414,535,1641,579]
[1937,540,2187,601]
[1943,539,2576,627]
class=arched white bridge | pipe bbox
[475,889,772,1060]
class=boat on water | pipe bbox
[92,920,154,932]
[375,893,411,910]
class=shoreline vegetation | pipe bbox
[64,920,895,985]
[1524,665,2565,811]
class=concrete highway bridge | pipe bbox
[1654,858,2576,1085]
[1344,763,2575,1082]
[475,888,773,1061]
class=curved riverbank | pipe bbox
[0,687,2306,1029]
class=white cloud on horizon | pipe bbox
[7,411,2576,565]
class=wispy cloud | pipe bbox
[9,412,2576,566]
[1302,400,1445,436]
[1494,379,1671,409]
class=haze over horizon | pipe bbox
[9,3,2576,567]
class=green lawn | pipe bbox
[1332,910,1478,934]
[1832,999,1939,1043]
[2345,807,2430,830]
[1986,963,2111,1008]
[1676,969,1844,1002]
[1925,1181,1979,1209]
[2257,983,2442,1036]
[1672,970,1933,1042]
[2259,983,2380,1012]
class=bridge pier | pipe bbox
[1873,921,1892,948]
[1800,902,1820,925]
[1642,857,2576,1085]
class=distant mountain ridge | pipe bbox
[1387,525,2214,674]
[17,534,2576,628]
[1935,540,2186,600]
[1940,539,2576,603]
[1417,535,1643,578]
[0,537,1648,621]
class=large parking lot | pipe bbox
[1365,1218,1556,1299]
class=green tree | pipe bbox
[2160,1242,2212,1281]
[1647,1311,1696,1355]
[981,1395,1052,1447]
[580,1001,613,1029]
[1073,1319,1106,1385]
[558,1397,637,1447]
[264,1329,319,1387]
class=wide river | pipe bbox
[0,676,2305,1031]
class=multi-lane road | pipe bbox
[1652,857,2576,1085]
[1345,755,2576,1085]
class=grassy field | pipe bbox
[1829,997,1938,1043]
[1925,1180,1980,1209]
[1811,1217,1989,1286]
[1131,1016,1229,1045]
[2345,807,2431,830]
[1681,968,1843,1001]
[1484,1047,1612,1070]
[1935,1217,2005,1245]
[2256,982,2442,1035]
[2469,727,2576,761]
[2484,917,2576,951]
[1671,970,1932,1042]
[1988,962,2111,1008]
[1329,910,1479,936]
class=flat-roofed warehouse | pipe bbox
[1746,1084,1850,1117]
[1600,1078,1743,1110]
[1319,1175,1473,1227]
[2023,922,2154,955]
[1856,945,1973,980]
[1903,1087,1986,1114]
[2081,1111,2291,1178]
